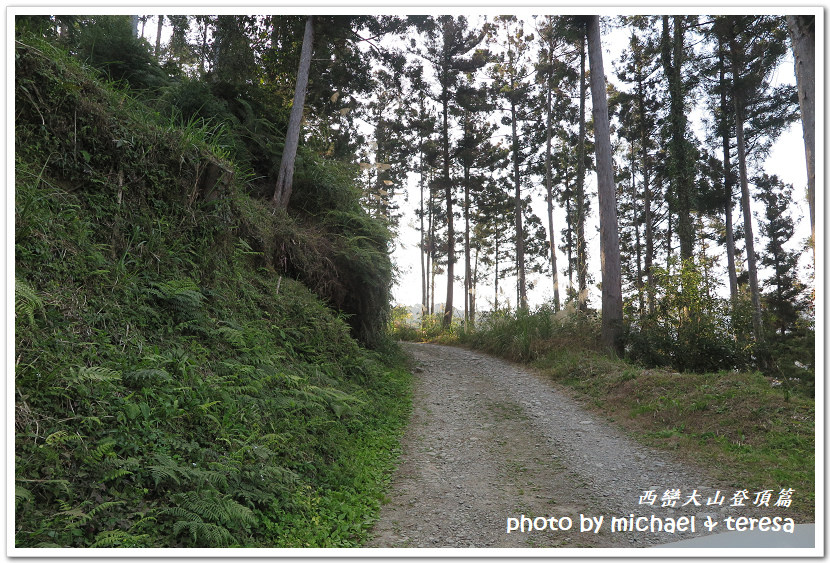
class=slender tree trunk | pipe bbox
[512,98,527,310]
[661,16,694,263]
[545,84,561,312]
[631,143,644,313]
[419,147,427,325]
[442,85,455,329]
[586,15,624,356]
[494,225,500,311]
[723,186,738,301]
[155,16,163,56]
[199,19,208,75]
[661,15,673,271]
[564,174,574,299]
[637,71,655,313]
[730,33,765,345]
[705,224,715,302]
[786,15,815,258]
[430,187,436,316]
[673,16,694,262]
[464,159,471,328]
[427,175,435,316]
[718,37,739,302]
[273,16,314,209]
[471,244,478,326]
[576,30,588,311]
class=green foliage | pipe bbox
[623,258,752,373]
[388,306,422,341]
[457,302,601,363]
[64,16,168,91]
[154,79,255,169]
[161,490,255,547]
[15,278,44,326]
[14,31,409,549]
[388,311,466,343]
[419,314,453,340]
[234,158,394,347]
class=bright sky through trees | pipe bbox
[387,14,812,312]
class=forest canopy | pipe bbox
[16,10,816,380]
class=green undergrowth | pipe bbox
[15,35,410,548]
[423,306,815,522]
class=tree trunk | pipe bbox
[563,173,573,299]
[512,98,527,310]
[471,244,478,326]
[673,16,694,262]
[494,225,500,311]
[586,15,624,356]
[662,16,694,263]
[718,36,739,302]
[155,15,163,56]
[730,31,765,345]
[442,83,455,329]
[419,144,427,324]
[428,177,435,316]
[786,15,815,258]
[637,68,655,313]
[273,16,314,209]
[199,18,210,75]
[631,143,644,313]
[464,136,471,328]
[735,102,764,345]
[576,30,588,311]
[544,23,561,313]
[545,107,561,312]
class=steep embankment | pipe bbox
[14,36,409,548]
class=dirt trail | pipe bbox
[365,343,774,549]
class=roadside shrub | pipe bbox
[759,318,815,398]
[622,258,752,373]
[460,303,601,363]
[388,305,420,341]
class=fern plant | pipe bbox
[15,485,33,510]
[15,277,43,325]
[90,529,151,548]
[58,500,126,530]
[66,366,121,386]
[146,278,205,323]
[148,452,228,491]
[161,490,255,547]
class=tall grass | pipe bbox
[455,303,601,363]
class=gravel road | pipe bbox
[365,342,789,549]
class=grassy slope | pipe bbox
[14,37,410,548]
[418,311,815,522]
